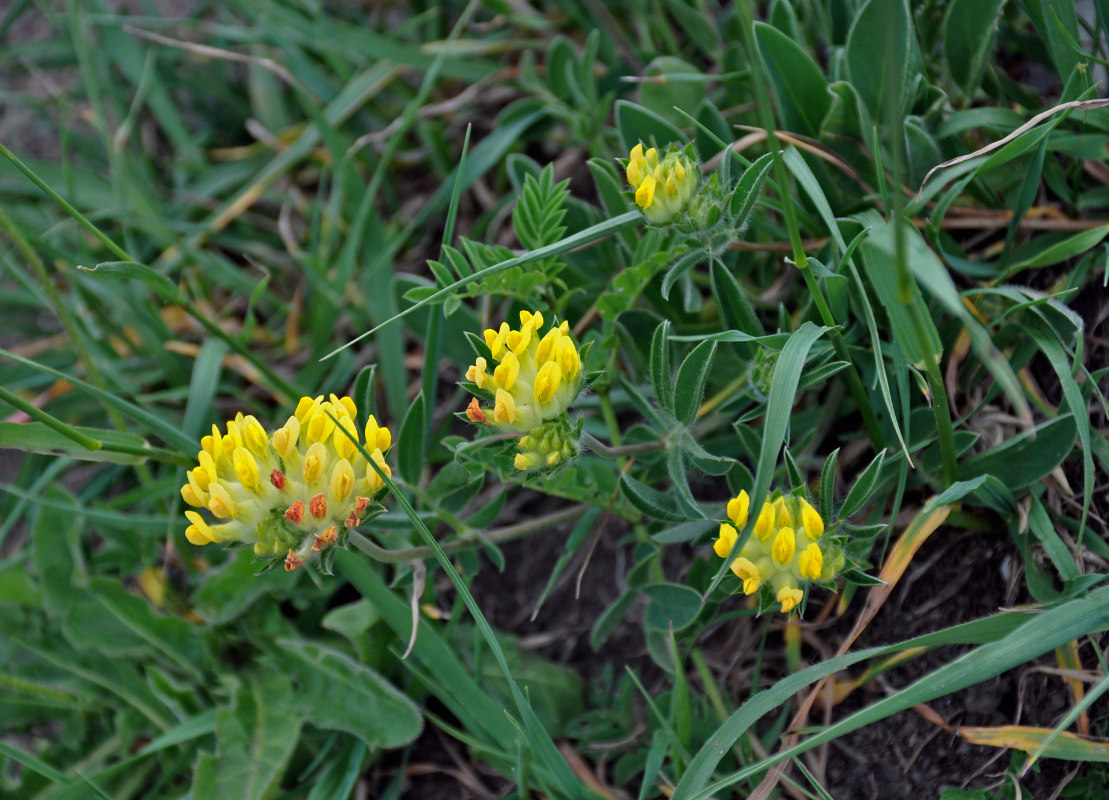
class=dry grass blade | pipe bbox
[919,98,1109,192]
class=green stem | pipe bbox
[736,6,886,451]
[347,504,587,564]
[0,384,102,451]
[797,270,886,447]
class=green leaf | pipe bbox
[76,260,182,303]
[280,639,423,747]
[959,414,1077,490]
[705,323,829,598]
[639,56,708,128]
[645,583,703,631]
[673,588,1109,799]
[943,0,1006,99]
[0,422,149,465]
[674,340,717,425]
[182,338,228,441]
[620,474,689,522]
[846,0,911,120]
[191,548,297,625]
[840,449,886,518]
[651,320,674,416]
[192,674,302,800]
[819,448,839,522]
[754,23,830,136]
[728,152,775,231]
[999,224,1109,282]
[616,99,686,152]
[0,347,197,453]
[661,249,708,301]
[397,392,426,484]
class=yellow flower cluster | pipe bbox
[626,143,697,223]
[713,491,829,614]
[465,310,583,435]
[180,395,392,571]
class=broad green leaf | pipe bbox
[846,0,911,120]
[999,224,1109,282]
[754,23,830,136]
[651,320,674,416]
[192,674,302,800]
[728,151,774,231]
[621,473,689,522]
[644,583,703,631]
[674,340,717,425]
[280,639,422,747]
[943,0,1006,99]
[639,56,707,129]
[819,448,839,522]
[182,339,228,441]
[616,99,686,152]
[840,450,886,518]
[191,548,297,625]
[959,414,1076,489]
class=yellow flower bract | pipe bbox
[180,395,392,571]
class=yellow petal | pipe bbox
[727,490,750,529]
[714,523,738,558]
[494,350,520,390]
[494,389,516,426]
[801,499,824,540]
[206,483,235,519]
[232,447,260,492]
[533,361,562,405]
[777,586,803,613]
[799,543,823,580]
[772,526,796,566]
[330,458,355,502]
[635,173,656,210]
[303,441,328,484]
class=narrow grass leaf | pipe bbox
[957,726,1109,762]
[76,261,182,303]
[671,608,1035,800]
[0,347,196,453]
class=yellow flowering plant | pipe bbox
[625,142,698,224]
[713,489,845,615]
[180,394,393,574]
[462,309,587,472]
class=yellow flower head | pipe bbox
[712,491,834,615]
[464,310,584,434]
[626,143,697,224]
[179,395,393,572]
